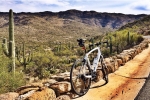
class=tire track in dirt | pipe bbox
[74,44,150,100]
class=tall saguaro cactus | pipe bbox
[109,36,112,54]
[127,32,130,45]
[2,9,15,73]
[16,43,32,72]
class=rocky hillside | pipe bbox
[0,9,147,43]
[119,15,150,35]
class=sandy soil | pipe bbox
[73,44,150,100]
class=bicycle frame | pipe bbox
[82,46,103,78]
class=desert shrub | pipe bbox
[55,49,73,56]
[0,45,25,93]
[101,47,110,57]
[137,35,144,43]
[26,49,60,79]
[0,71,25,93]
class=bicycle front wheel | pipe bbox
[70,59,91,96]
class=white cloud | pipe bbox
[129,0,150,11]
[19,0,70,6]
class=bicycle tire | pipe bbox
[70,59,92,96]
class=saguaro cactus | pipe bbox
[2,9,15,72]
[16,43,32,72]
[109,36,112,54]
[127,32,130,45]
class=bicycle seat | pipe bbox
[77,39,85,47]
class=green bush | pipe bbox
[0,72,25,93]
[0,45,25,93]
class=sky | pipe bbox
[0,0,150,15]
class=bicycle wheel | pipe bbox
[70,59,92,96]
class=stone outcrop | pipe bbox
[1,39,149,100]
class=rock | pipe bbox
[16,90,36,100]
[26,88,56,100]
[105,63,114,74]
[50,72,70,82]
[104,58,118,73]
[17,87,39,95]
[50,81,71,96]
[0,92,19,100]
[56,95,71,100]
[51,75,70,82]
[42,79,58,87]
[117,59,123,67]
[16,82,43,95]
[120,53,132,62]
[95,70,103,82]
[113,59,119,71]
[116,55,126,64]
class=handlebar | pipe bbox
[77,39,85,47]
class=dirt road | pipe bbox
[73,44,150,100]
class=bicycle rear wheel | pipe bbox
[70,59,91,96]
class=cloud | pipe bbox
[134,6,149,11]
[130,0,150,11]
[19,0,70,6]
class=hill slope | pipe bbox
[119,15,150,35]
[0,9,147,43]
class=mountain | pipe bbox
[119,15,150,35]
[0,9,147,43]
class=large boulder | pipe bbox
[104,57,119,73]
[50,81,71,96]
[16,90,36,100]
[56,95,71,100]
[95,70,103,82]
[0,92,19,100]
[26,88,56,100]
[16,82,43,95]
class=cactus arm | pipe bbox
[2,38,9,56]
[27,52,32,63]
[16,47,21,63]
